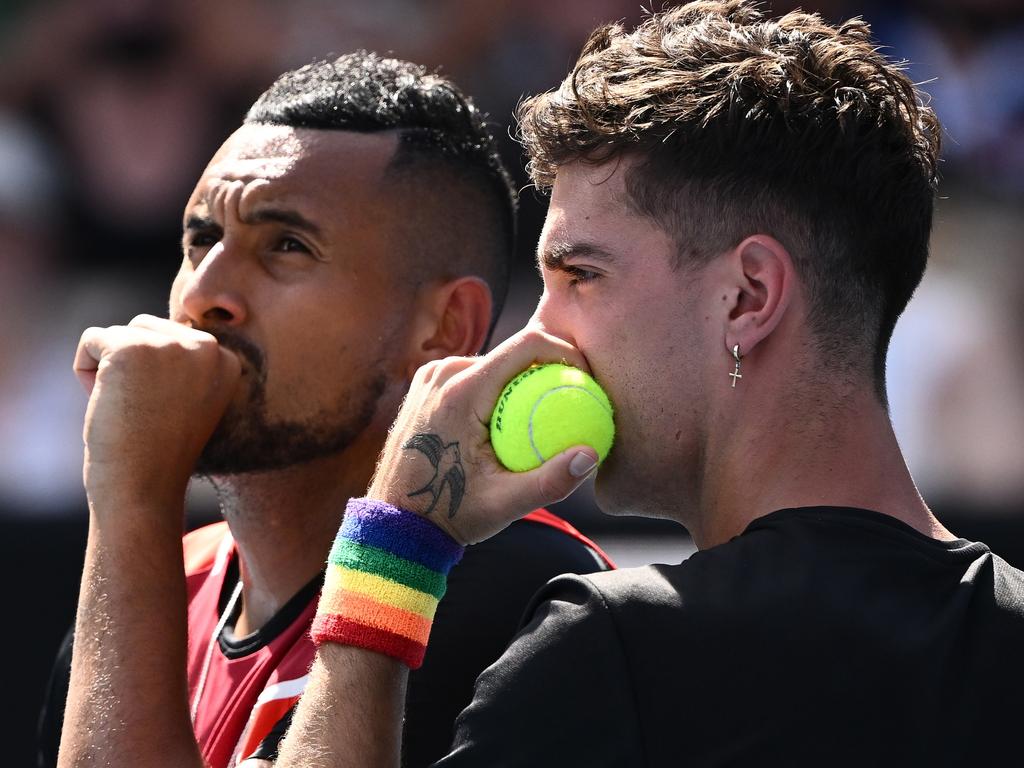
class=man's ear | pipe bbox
[723,235,794,356]
[406,276,492,378]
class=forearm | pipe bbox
[278,499,460,767]
[276,644,407,768]
[58,500,203,768]
[60,315,242,767]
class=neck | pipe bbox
[208,436,382,636]
[688,375,954,550]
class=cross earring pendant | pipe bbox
[729,363,742,388]
[729,343,743,388]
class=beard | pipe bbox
[193,329,389,476]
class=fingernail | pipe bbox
[569,452,598,478]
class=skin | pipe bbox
[275,155,953,766]
[58,123,492,767]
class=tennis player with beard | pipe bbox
[43,52,611,768]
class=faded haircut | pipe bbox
[246,51,517,339]
[518,1,941,395]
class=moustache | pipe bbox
[203,329,266,379]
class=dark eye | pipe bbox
[190,232,220,248]
[277,236,310,254]
[183,229,221,263]
[565,265,600,287]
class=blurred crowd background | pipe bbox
[2,0,1022,761]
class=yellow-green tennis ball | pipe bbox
[490,363,615,473]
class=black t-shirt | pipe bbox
[440,507,1024,767]
[38,516,610,768]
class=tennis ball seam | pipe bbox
[528,384,613,463]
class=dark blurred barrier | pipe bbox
[1,512,87,768]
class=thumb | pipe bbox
[516,446,600,511]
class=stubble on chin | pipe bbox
[194,371,388,477]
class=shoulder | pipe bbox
[519,566,694,652]
[975,551,1024,629]
[564,553,740,619]
[422,512,614,700]
[525,547,796,662]
[405,513,611,766]
[474,572,626,691]
[991,551,1024,596]
[440,571,644,766]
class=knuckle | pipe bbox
[413,360,437,385]
[189,326,219,344]
[77,327,100,350]
[179,329,219,357]
[126,338,161,361]
[192,340,223,368]
[437,355,468,376]
[194,335,220,354]
[534,470,570,506]
[440,371,477,406]
[519,328,546,348]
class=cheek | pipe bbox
[259,340,354,420]
[260,305,406,410]
[584,313,699,439]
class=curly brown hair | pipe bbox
[518,0,941,393]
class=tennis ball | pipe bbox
[490,363,615,473]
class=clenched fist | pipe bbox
[367,327,600,545]
[74,314,242,511]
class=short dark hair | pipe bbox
[245,51,517,340]
[518,1,941,395]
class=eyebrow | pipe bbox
[184,213,219,233]
[246,207,324,238]
[537,241,617,271]
[183,207,324,238]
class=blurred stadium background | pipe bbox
[1,0,1022,762]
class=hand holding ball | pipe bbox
[490,364,615,472]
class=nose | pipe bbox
[529,287,575,346]
[174,241,248,327]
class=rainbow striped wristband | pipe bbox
[311,498,465,669]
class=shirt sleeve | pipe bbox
[245,704,296,762]
[432,574,643,768]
